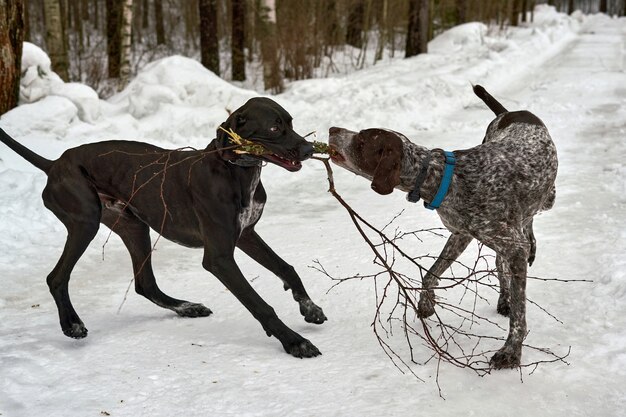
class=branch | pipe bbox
[310,156,581,394]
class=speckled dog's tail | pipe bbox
[473,84,508,116]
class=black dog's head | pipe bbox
[216,97,314,172]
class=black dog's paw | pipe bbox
[299,300,327,325]
[417,291,436,318]
[490,346,521,369]
[63,322,88,339]
[286,339,322,358]
[174,302,213,318]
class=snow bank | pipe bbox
[283,4,584,137]
[428,22,488,53]
[7,5,584,148]
[20,43,102,124]
[110,56,257,141]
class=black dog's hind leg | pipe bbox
[100,210,212,318]
[237,229,327,324]
[42,173,102,339]
[417,233,473,318]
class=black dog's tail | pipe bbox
[0,128,53,174]
[473,84,508,116]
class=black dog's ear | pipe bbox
[371,137,403,195]
[217,109,239,140]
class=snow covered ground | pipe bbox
[1,6,625,416]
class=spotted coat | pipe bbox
[328,86,558,369]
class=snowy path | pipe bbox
[1,10,625,417]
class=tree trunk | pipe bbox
[323,0,339,47]
[24,0,29,41]
[346,0,364,48]
[455,0,467,24]
[521,0,528,22]
[199,0,219,74]
[106,0,121,78]
[142,0,149,29]
[374,0,388,62]
[154,0,165,45]
[72,0,83,52]
[0,0,24,115]
[43,0,69,81]
[81,0,89,20]
[94,0,99,30]
[259,0,283,93]
[599,0,607,13]
[405,0,428,58]
[510,0,522,26]
[118,0,133,91]
[231,0,245,81]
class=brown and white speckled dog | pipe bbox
[328,85,558,369]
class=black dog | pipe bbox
[0,97,326,358]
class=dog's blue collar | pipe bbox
[425,151,456,210]
[407,150,456,210]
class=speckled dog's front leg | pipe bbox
[417,233,473,318]
[496,255,511,317]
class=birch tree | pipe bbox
[259,0,283,93]
[118,0,133,91]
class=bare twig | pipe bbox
[310,156,580,393]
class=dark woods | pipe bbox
[0,0,624,115]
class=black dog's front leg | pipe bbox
[202,229,321,358]
[237,229,327,325]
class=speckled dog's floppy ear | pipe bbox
[370,136,402,195]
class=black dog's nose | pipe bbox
[300,141,314,160]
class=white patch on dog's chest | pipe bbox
[238,172,264,232]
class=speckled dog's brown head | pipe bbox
[328,127,403,195]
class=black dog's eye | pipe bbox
[270,126,279,133]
